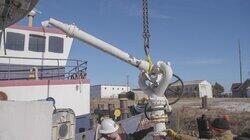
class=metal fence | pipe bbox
[0,56,87,80]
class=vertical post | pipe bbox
[67,60,70,79]
[67,70,70,79]
[76,60,80,71]
[238,39,243,84]
[201,96,207,109]
[57,59,60,79]
[126,75,129,92]
[8,58,10,80]
[76,60,79,79]
[52,69,54,80]
[119,98,128,119]
[108,103,115,118]
[41,53,44,79]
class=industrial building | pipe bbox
[90,85,130,98]
[165,80,213,98]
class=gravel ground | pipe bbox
[169,98,250,135]
[170,98,250,112]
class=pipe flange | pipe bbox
[151,119,168,123]
[150,115,168,123]
[144,98,172,120]
[149,96,167,106]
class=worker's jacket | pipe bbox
[175,130,234,140]
[214,130,234,140]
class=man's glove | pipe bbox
[166,129,177,139]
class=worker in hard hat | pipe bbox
[210,116,234,140]
[98,118,122,140]
[165,116,234,140]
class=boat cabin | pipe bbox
[0,24,86,80]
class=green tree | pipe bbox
[212,82,224,97]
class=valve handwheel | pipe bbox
[165,74,184,105]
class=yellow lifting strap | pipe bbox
[146,55,153,73]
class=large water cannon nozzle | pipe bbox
[42,18,154,72]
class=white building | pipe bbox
[166,80,213,98]
[90,85,130,98]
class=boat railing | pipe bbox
[0,56,87,80]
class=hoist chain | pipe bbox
[142,0,150,56]
[142,0,153,73]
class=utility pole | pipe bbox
[238,39,243,84]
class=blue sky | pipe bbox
[21,0,250,91]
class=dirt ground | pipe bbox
[169,98,250,135]
[91,98,250,136]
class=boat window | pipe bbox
[29,34,46,52]
[49,36,63,53]
[6,32,25,51]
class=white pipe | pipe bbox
[43,18,150,72]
